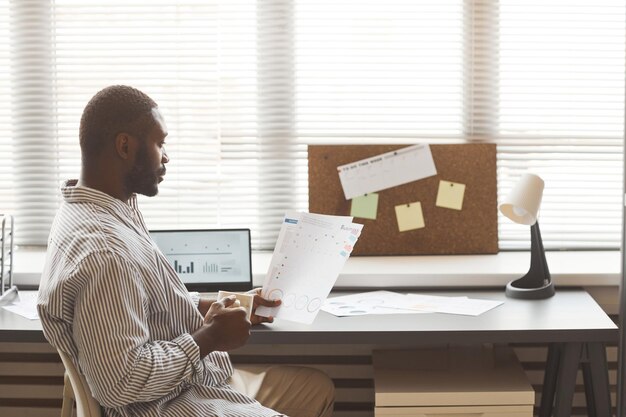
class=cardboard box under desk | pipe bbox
[373,346,534,417]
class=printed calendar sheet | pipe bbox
[256,212,363,324]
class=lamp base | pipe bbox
[505,279,555,300]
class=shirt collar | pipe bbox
[61,179,139,217]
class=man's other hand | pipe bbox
[198,296,251,353]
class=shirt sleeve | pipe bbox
[72,251,206,408]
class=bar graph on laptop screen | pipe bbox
[150,229,253,292]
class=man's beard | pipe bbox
[124,145,165,197]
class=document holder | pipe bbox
[0,214,17,305]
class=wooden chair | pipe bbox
[58,350,102,417]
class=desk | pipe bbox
[0,289,618,417]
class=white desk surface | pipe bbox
[249,289,617,345]
[1,289,617,346]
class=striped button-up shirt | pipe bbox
[38,181,279,417]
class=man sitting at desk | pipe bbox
[37,85,334,417]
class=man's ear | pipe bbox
[114,133,138,160]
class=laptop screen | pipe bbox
[150,229,253,292]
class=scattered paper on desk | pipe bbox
[337,144,437,200]
[404,294,503,316]
[394,201,425,232]
[256,212,363,324]
[436,180,466,211]
[322,291,432,316]
[351,193,379,220]
[321,291,500,317]
[2,291,39,320]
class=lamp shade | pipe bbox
[499,173,544,226]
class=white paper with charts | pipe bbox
[256,212,363,324]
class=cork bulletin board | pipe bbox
[308,144,498,255]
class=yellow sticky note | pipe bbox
[351,193,379,220]
[436,180,466,210]
[395,201,425,232]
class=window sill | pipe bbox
[254,250,621,288]
[15,247,621,288]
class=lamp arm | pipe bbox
[530,220,551,284]
[513,221,551,289]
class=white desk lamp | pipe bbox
[498,173,555,299]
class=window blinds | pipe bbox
[1,0,624,250]
[294,0,625,249]
[496,1,625,249]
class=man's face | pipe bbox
[125,108,169,197]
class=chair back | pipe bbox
[58,349,102,417]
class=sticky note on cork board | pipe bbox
[436,180,466,210]
[395,201,425,232]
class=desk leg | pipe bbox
[539,343,560,417]
[582,355,597,417]
[585,343,612,417]
[553,342,582,417]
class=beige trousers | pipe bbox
[229,365,335,417]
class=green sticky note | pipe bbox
[350,193,379,220]
[395,201,425,232]
[436,180,466,210]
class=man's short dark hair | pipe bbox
[79,85,158,159]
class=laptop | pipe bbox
[149,229,253,293]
